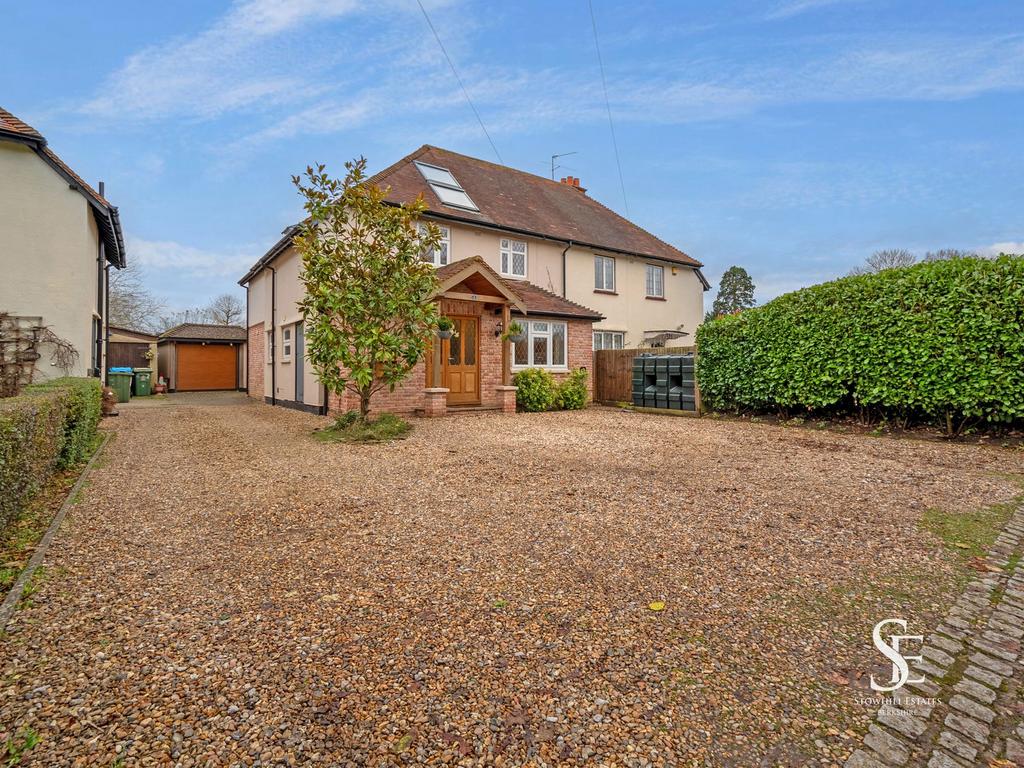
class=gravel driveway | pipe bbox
[1,395,1021,766]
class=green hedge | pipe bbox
[0,377,102,533]
[696,255,1024,431]
[25,378,102,468]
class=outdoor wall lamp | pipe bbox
[494,320,503,338]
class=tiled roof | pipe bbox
[371,145,702,269]
[0,106,44,141]
[435,257,603,321]
[159,323,247,342]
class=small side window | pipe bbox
[282,327,292,362]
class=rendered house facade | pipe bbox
[239,146,706,416]
[0,106,126,379]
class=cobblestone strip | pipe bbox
[846,503,1024,768]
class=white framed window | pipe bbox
[645,264,664,298]
[419,223,450,267]
[414,161,479,211]
[266,331,274,364]
[512,320,567,369]
[500,238,528,279]
[281,327,292,362]
[594,255,615,292]
[593,331,624,350]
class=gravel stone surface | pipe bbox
[1,395,1021,766]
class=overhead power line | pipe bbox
[588,0,629,217]
[416,0,503,165]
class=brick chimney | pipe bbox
[559,175,587,194]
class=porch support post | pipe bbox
[501,302,511,386]
[432,301,443,388]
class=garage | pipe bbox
[157,323,247,392]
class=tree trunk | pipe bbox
[359,386,372,421]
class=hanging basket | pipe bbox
[437,329,454,340]
[507,332,526,344]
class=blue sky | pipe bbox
[2,0,1022,311]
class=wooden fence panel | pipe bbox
[108,342,151,369]
[593,346,696,405]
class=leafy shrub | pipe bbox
[0,377,103,535]
[514,368,556,412]
[0,391,67,533]
[696,255,1024,434]
[25,377,102,467]
[315,411,411,442]
[555,368,589,410]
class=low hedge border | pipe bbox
[513,368,589,413]
[0,377,102,533]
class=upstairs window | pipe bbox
[500,238,528,278]
[414,161,479,211]
[594,255,615,291]
[645,264,664,298]
[419,223,450,267]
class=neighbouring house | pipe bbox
[239,145,707,416]
[157,324,246,392]
[108,326,158,383]
[0,106,126,380]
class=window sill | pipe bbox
[593,289,618,295]
[281,359,292,364]
[645,295,666,301]
[501,274,528,281]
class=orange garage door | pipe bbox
[176,343,237,391]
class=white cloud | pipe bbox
[766,0,861,20]
[79,0,425,121]
[127,236,257,279]
[979,241,1024,256]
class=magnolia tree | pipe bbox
[293,158,441,421]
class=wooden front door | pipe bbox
[444,316,480,405]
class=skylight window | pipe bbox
[414,161,479,212]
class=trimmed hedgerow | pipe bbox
[696,255,1024,434]
[0,391,67,533]
[1,377,102,534]
[25,377,102,468]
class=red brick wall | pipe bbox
[324,305,595,416]
[247,322,264,399]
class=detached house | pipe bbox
[0,106,126,379]
[239,145,706,416]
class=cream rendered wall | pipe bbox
[440,220,565,294]
[0,142,102,378]
[248,247,323,408]
[564,248,704,348]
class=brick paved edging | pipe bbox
[0,431,111,630]
[846,501,1024,768]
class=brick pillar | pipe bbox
[423,387,449,418]
[495,385,517,414]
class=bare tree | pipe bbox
[849,248,917,276]
[205,293,245,326]
[923,248,979,262]
[156,307,211,332]
[108,262,164,332]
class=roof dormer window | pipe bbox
[414,161,479,212]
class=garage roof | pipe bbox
[159,323,247,342]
